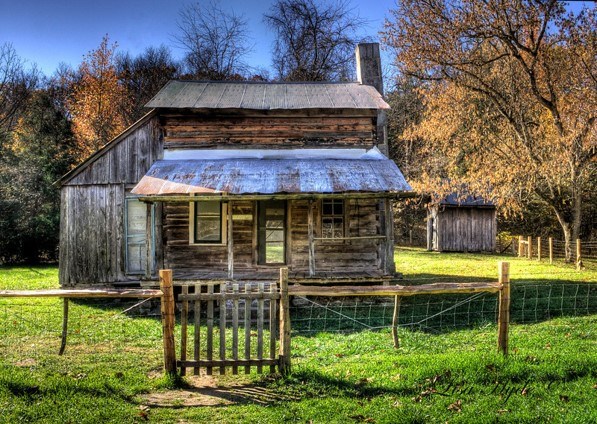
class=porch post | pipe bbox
[227,201,234,279]
[308,199,315,277]
[145,202,153,280]
[384,198,395,274]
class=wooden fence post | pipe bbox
[497,262,510,356]
[392,296,401,349]
[549,237,553,264]
[160,269,177,376]
[527,236,532,259]
[58,298,69,355]
[576,239,583,270]
[537,237,542,261]
[279,267,291,375]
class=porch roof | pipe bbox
[131,155,411,198]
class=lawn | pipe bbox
[0,250,595,423]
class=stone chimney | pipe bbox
[355,43,383,95]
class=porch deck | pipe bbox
[138,269,400,287]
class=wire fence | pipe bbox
[289,281,596,336]
[0,297,163,363]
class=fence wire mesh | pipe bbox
[0,298,163,363]
[289,282,596,336]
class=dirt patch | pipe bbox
[14,358,37,367]
[140,374,298,407]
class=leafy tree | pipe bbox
[382,0,596,260]
[174,0,251,80]
[264,0,365,81]
[67,35,131,157]
[0,89,76,263]
[0,43,39,146]
[117,45,180,121]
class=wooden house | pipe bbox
[427,194,496,252]
[58,43,412,287]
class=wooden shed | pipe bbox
[58,43,412,288]
[427,194,496,252]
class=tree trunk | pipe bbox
[552,194,583,263]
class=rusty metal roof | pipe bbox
[131,158,410,196]
[146,80,390,110]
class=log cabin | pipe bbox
[58,43,412,287]
[427,193,497,253]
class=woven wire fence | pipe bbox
[289,282,597,336]
[0,297,163,364]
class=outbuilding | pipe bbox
[427,193,496,252]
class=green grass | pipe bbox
[0,250,595,423]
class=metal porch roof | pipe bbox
[131,158,411,196]
[145,80,390,110]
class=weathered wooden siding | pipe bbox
[434,207,496,252]
[162,198,384,278]
[289,199,382,272]
[60,185,125,286]
[160,109,378,148]
[163,201,255,275]
[65,116,162,186]
[59,116,163,286]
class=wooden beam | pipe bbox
[227,201,234,279]
[312,235,386,241]
[308,200,315,277]
[0,289,163,298]
[288,282,502,297]
[139,191,415,203]
[145,203,153,279]
[385,199,395,274]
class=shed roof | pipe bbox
[440,193,495,207]
[131,157,410,197]
[145,80,390,110]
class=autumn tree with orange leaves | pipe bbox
[67,35,131,157]
[383,0,596,260]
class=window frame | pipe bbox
[189,200,228,246]
[320,198,346,241]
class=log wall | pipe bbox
[163,198,384,278]
[160,109,378,148]
[289,199,381,272]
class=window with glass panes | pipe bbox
[194,201,223,243]
[321,199,344,239]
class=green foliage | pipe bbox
[0,90,76,263]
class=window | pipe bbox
[321,199,344,239]
[191,201,226,244]
[125,197,154,274]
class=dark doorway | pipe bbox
[258,200,286,265]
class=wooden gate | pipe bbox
[172,269,290,376]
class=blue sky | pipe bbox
[1,0,397,76]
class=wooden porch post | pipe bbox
[385,198,395,274]
[145,202,153,280]
[308,199,315,277]
[227,201,234,279]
